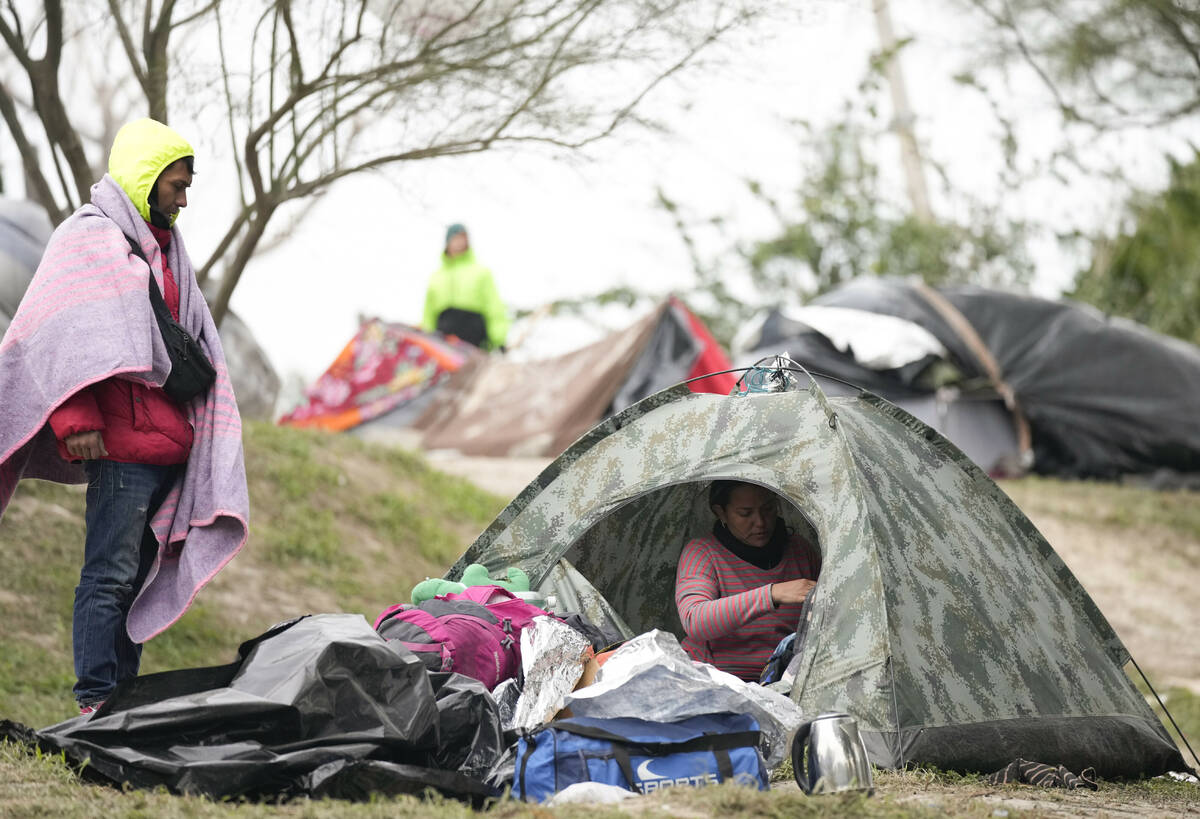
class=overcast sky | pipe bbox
[5,0,1193,386]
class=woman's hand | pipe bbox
[770,578,817,606]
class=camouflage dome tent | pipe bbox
[447,373,1189,778]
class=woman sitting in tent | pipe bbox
[675,480,821,682]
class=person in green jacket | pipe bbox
[421,223,510,350]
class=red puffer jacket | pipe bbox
[48,223,193,465]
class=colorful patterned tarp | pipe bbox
[280,320,474,431]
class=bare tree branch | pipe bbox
[1,0,759,329]
[197,205,256,281]
[0,8,33,72]
[0,81,65,221]
[252,195,323,255]
[107,0,150,93]
[171,0,220,29]
[277,1,305,91]
[10,0,95,202]
[43,0,63,65]
[213,2,248,216]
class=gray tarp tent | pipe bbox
[737,277,1200,480]
[448,374,1189,778]
[0,197,54,338]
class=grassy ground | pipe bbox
[2,741,1197,818]
[1002,475,1200,536]
[1134,679,1200,765]
[0,425,1197,815]
[0,421,506,728]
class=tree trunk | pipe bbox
[872,0,934,223]
[209,209,274,328]
[144,18,170,123]
[29,62,95,203]
[0,84,66,222]
[146,63,168,123]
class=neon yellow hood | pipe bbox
[107,118,194,225]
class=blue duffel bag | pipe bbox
[513,712,769,802]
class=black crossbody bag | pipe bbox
[124,235,216,403]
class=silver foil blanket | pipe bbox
[508,616,590,731]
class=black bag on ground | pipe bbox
[125,235,216,403]
[435,307,488,349]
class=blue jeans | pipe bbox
[73,460,176,705]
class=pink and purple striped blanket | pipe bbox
[0,175,248,642]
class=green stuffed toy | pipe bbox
[460,563,530,593]
[410,564,531,605]
[410,577,465,605]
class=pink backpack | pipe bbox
[373,585,553,690]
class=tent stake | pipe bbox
[1131,655,1200,773]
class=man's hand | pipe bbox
[65,430,107,460]
[770,578,817,606]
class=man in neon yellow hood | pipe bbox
[421,224,510,350]
[3,117,249,716]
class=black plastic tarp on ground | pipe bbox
[2,614,503,804]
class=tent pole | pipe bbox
[1130,655,1200,772]
[680,365,871,395]
[888,655,905,769]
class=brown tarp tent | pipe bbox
[414,299,736,457]
[415,309,660,457]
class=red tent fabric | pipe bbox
[670,297,737,395]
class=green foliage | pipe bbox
[769,756,794,782]
[263,508,345,566]
[744,122,880,298]
[349,493,461,565]
[743,120,1034,302]
[248,424,352,567]
[962,0,1200,128]
[647,65,1035,349]
[1071,151,1200,344]
[512,286,647,321]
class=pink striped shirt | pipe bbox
[675,531,821,681]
